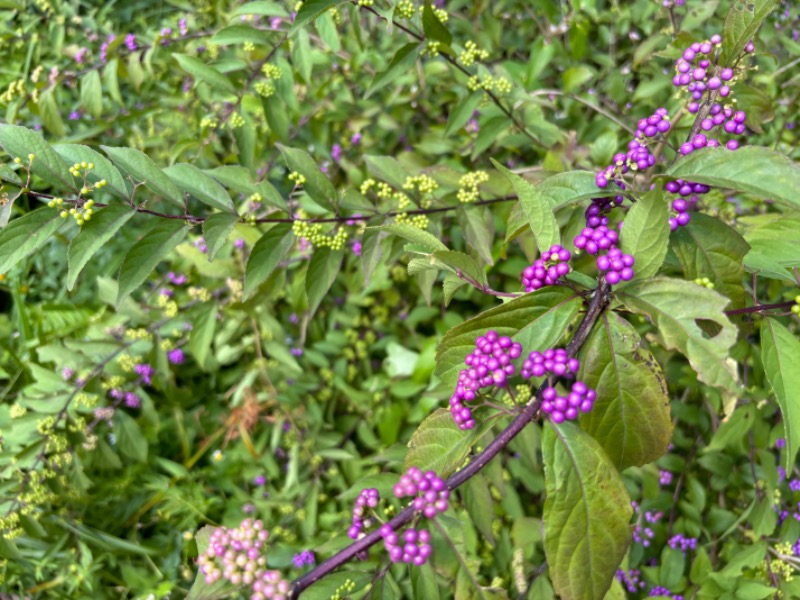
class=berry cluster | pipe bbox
[663,179,709,230]
[668,533,698,552]
[348,488,380,540]
[393,467,449,519]
[379,524,432,565]
[520,348,580,379]
[449,331,522,430]
[573,222,619,256]
[540,380,596,424]
[596,247,635,285]
[521,244,572,292]
[197,519,290,599]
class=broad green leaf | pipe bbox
[472,116,510,160]
[617,277,738,392]
[292,28,313,84]
[421,4,453,45]
[371,223,447,253]
[232,1,288,17]
[410,562,441,600]
[116,219,189,304]
[38,88,65,138]
[211,25,269,46]
[739,212,800,282]
[243,223,294,298]
[262,94,290,143]
[0,124,74,189]
[360,227,386,285]
[619,188,669,280]
[445,91,483,136]
[203,212,239,261]
[80,70,103,118]
[276,144,337,211]
[290,0,344,35]
[493,159,560,254]
[54,144,130,200]
[101,146,184,207]
[67,205,136,290]
[189,302,218,369]
[457,205,494,265]
[364,155,411,190]
[436,286,582,389]
[761,319,800,470]
[173,54,236,94]
[366,43,420,99]
[306,247,344,316]
[115,411,147,463]
[543,422,632,600]
[464,474,495,544]
[233,117,256,170]
[666,146,800,210]
[103,58,122,104]
[671,213,749,309]
[425,250,486,285]
[577,313,672,469]
[720,0,777,66]
[0,208,64,274]
[163,163,235,213]
[205,165,284,208]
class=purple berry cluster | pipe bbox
[540,380,596,424]
[348,488,380,540]
[572,195,634,286]
[649,587,684,599]
[196,519,290,599]
[521,244,571,292]
[450,331,522,430]
[616,568,647,593]
[379,524,432,566]
[668,533,697,552]
[393,467,450,519]
[520,348,579,378]
[663,180,708,230]
[596,247,635,285]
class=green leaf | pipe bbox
[577,313,672,469]
[720,0,778,66]
[203,212,239,261]
[617,277,738,392]
[435,286,582,389]
[115,411,148,463]
[457,205,494,266]
[666,146,800,210]
[290,0,344,35]
[472,116,510,160]
[410,561,441,600]
[427,250,486,285]
[739,213,800,282]
[127,51,144,92]
[292,28,313,84]
[619,188,669,280]
[116,219,189,304]
[543,422,632,600]
[173,54,236,94]
[493,159,560,254]
[243,223,294,298]
[80,70,103,118]
[364,155,411,189]
[0,208,64,274]
[421,4,453,44]
[366,42,420,99]
[38,88,65,138]
[464,474,495,544]
[189,302,218,369]
[361,227,386,285]
[54,144,130,200]
[276,144,337,211]
[761,319,800,470]
[371,223,448,253]
[67,205,136,290]
[445,91,483,136]
[671,213,750,309]
[101,146,184,207]
[306,248,344,316]
[232,1,289,17]
[103,58,123,104]
[211,25,269,46]
[163,163,236,213]
[0,124,74,189]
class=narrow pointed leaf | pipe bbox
[243,223,294,298]
[163,163,235,212]
[54,144,130,200]
[290,0,344,35]
[189,301,218,369]
[0,208,64,273]
[0,124,74,190]
[366,43,420,99]
[80,70,103,118]
[101,146,184,207]
[276,144,337,211]
[761,319,800,470]
[306,247,343,316]
[173,54,236,93]
[68,205,136,290]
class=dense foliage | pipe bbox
[0,0,799,599]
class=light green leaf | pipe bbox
[426,250,486,285]
[617,277,738,392]
[127,51,144,92]
[54,144,130,200]
[203,212,239,261]
[101,146,184,207]
[364,155,411,189]
[739,212,800,282]
[436,286,582,389]
[410,562,441,600]
[276,144,337,211]
[720,0,778,66]
[620,188,669,280]
[173,54,236,94]
[116,219,189,304]
[370,223,447,253]
[666,146,800,210]
[445,91,483,136]
[0,208,64,274]
[577,313,672,469]
[163,163,235,213]
[493,159,559,254]
[38,88,65,138]
[290,0,344,35]
[189,302,218,369]
[232,1,288,17]
[115,411,147,463]
[103,58,122,104]
[211,25,269,46]
[761,319,800,470]
[543,422,632,600]
[464,474,495,544]
[366,43,420,99]
[457,205,494,265]
[292,28,313,84]
[80,70,103,118]
[0,124,74,189]
[68,205,136,290]
[306,247,344,316]
[243,223,294,298]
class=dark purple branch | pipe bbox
[724,301,796,316]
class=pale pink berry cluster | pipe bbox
[379,524,432,565]
[393,467,450,519]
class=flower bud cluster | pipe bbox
[521,244,571,292]
[457,171,489,203]
[459,41,489,67]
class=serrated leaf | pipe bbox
[203,212,239,261]
[577,313,672,469]
[543,422,632,600]
[189,302,217,369]
[671,212,749,309]
[173,54,236,94]
[101,146,184,207]
[290,0,344,35]
[493,159,559,254]
[0,124,74,189]
[0,208,64,274]
[80,70,103,118]
[370,223,447,253]
[617,277,738,392]
[116,219,189,304]
[436,287,582,389]
[68,205,136,290]
[306,247,343,316]
[619,188,669,280]
[243,223,294,298]
[54,144,130,200]
[720,0,777,66]
[163,163,235,212]
[761,319,800,470]
[366,42,420,99]
[666,146,800,210]
[276,144,337,211]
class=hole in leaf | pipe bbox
[695,319,722,339]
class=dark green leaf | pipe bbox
[290,0,344,35]
[306,247,344,316]
[67,205,136,290]
[761,319,800,470]
[38,88,65,138]
[189,302,218,369]
[366,43,420,99]
[0,124,74,189]
[163,163,235,213]
[371,223,448,253]
[54,144,130,200]
[203,212,239,261]
[619,188,669,280]
[243,223,294,298]
[421,4,452,44]
[115,411,148,463]
[101,146,184,207]
[0,208,64,274]
[276,144,337,211]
